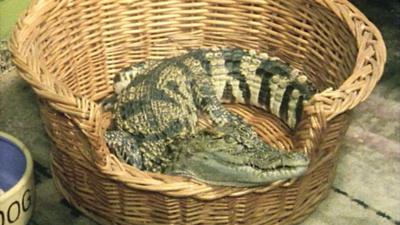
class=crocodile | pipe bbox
[104,47,314,186]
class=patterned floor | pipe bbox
[0,0,399,224]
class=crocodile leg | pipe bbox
[104,130,143,169]
[178,52,258,132]
[189,71,243,126]
[190,72,264,147]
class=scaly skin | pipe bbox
[166,123,309,187]
[103,47,314,185]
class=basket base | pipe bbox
[51,162,334,225]
[48,104,349,225]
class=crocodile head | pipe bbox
[165,125,309,187]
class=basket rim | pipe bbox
[8,0,386,200]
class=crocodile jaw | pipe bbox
[167,151,309,187]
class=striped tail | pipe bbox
[199,48,315,129]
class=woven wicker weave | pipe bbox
[10,0,385,224]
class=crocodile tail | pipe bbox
[198,47,315,129]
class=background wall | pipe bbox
[0,0,31,38]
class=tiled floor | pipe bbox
[0,0,399,224]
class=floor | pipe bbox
[0,0,399,224]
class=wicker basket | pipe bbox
[10,0,386,224]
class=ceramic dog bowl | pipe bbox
[0,132,34,225]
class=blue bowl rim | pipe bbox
[0,131,33,202]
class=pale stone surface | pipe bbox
[332,100,400,222]
[303,192,395,225]
[32,179,97,225]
